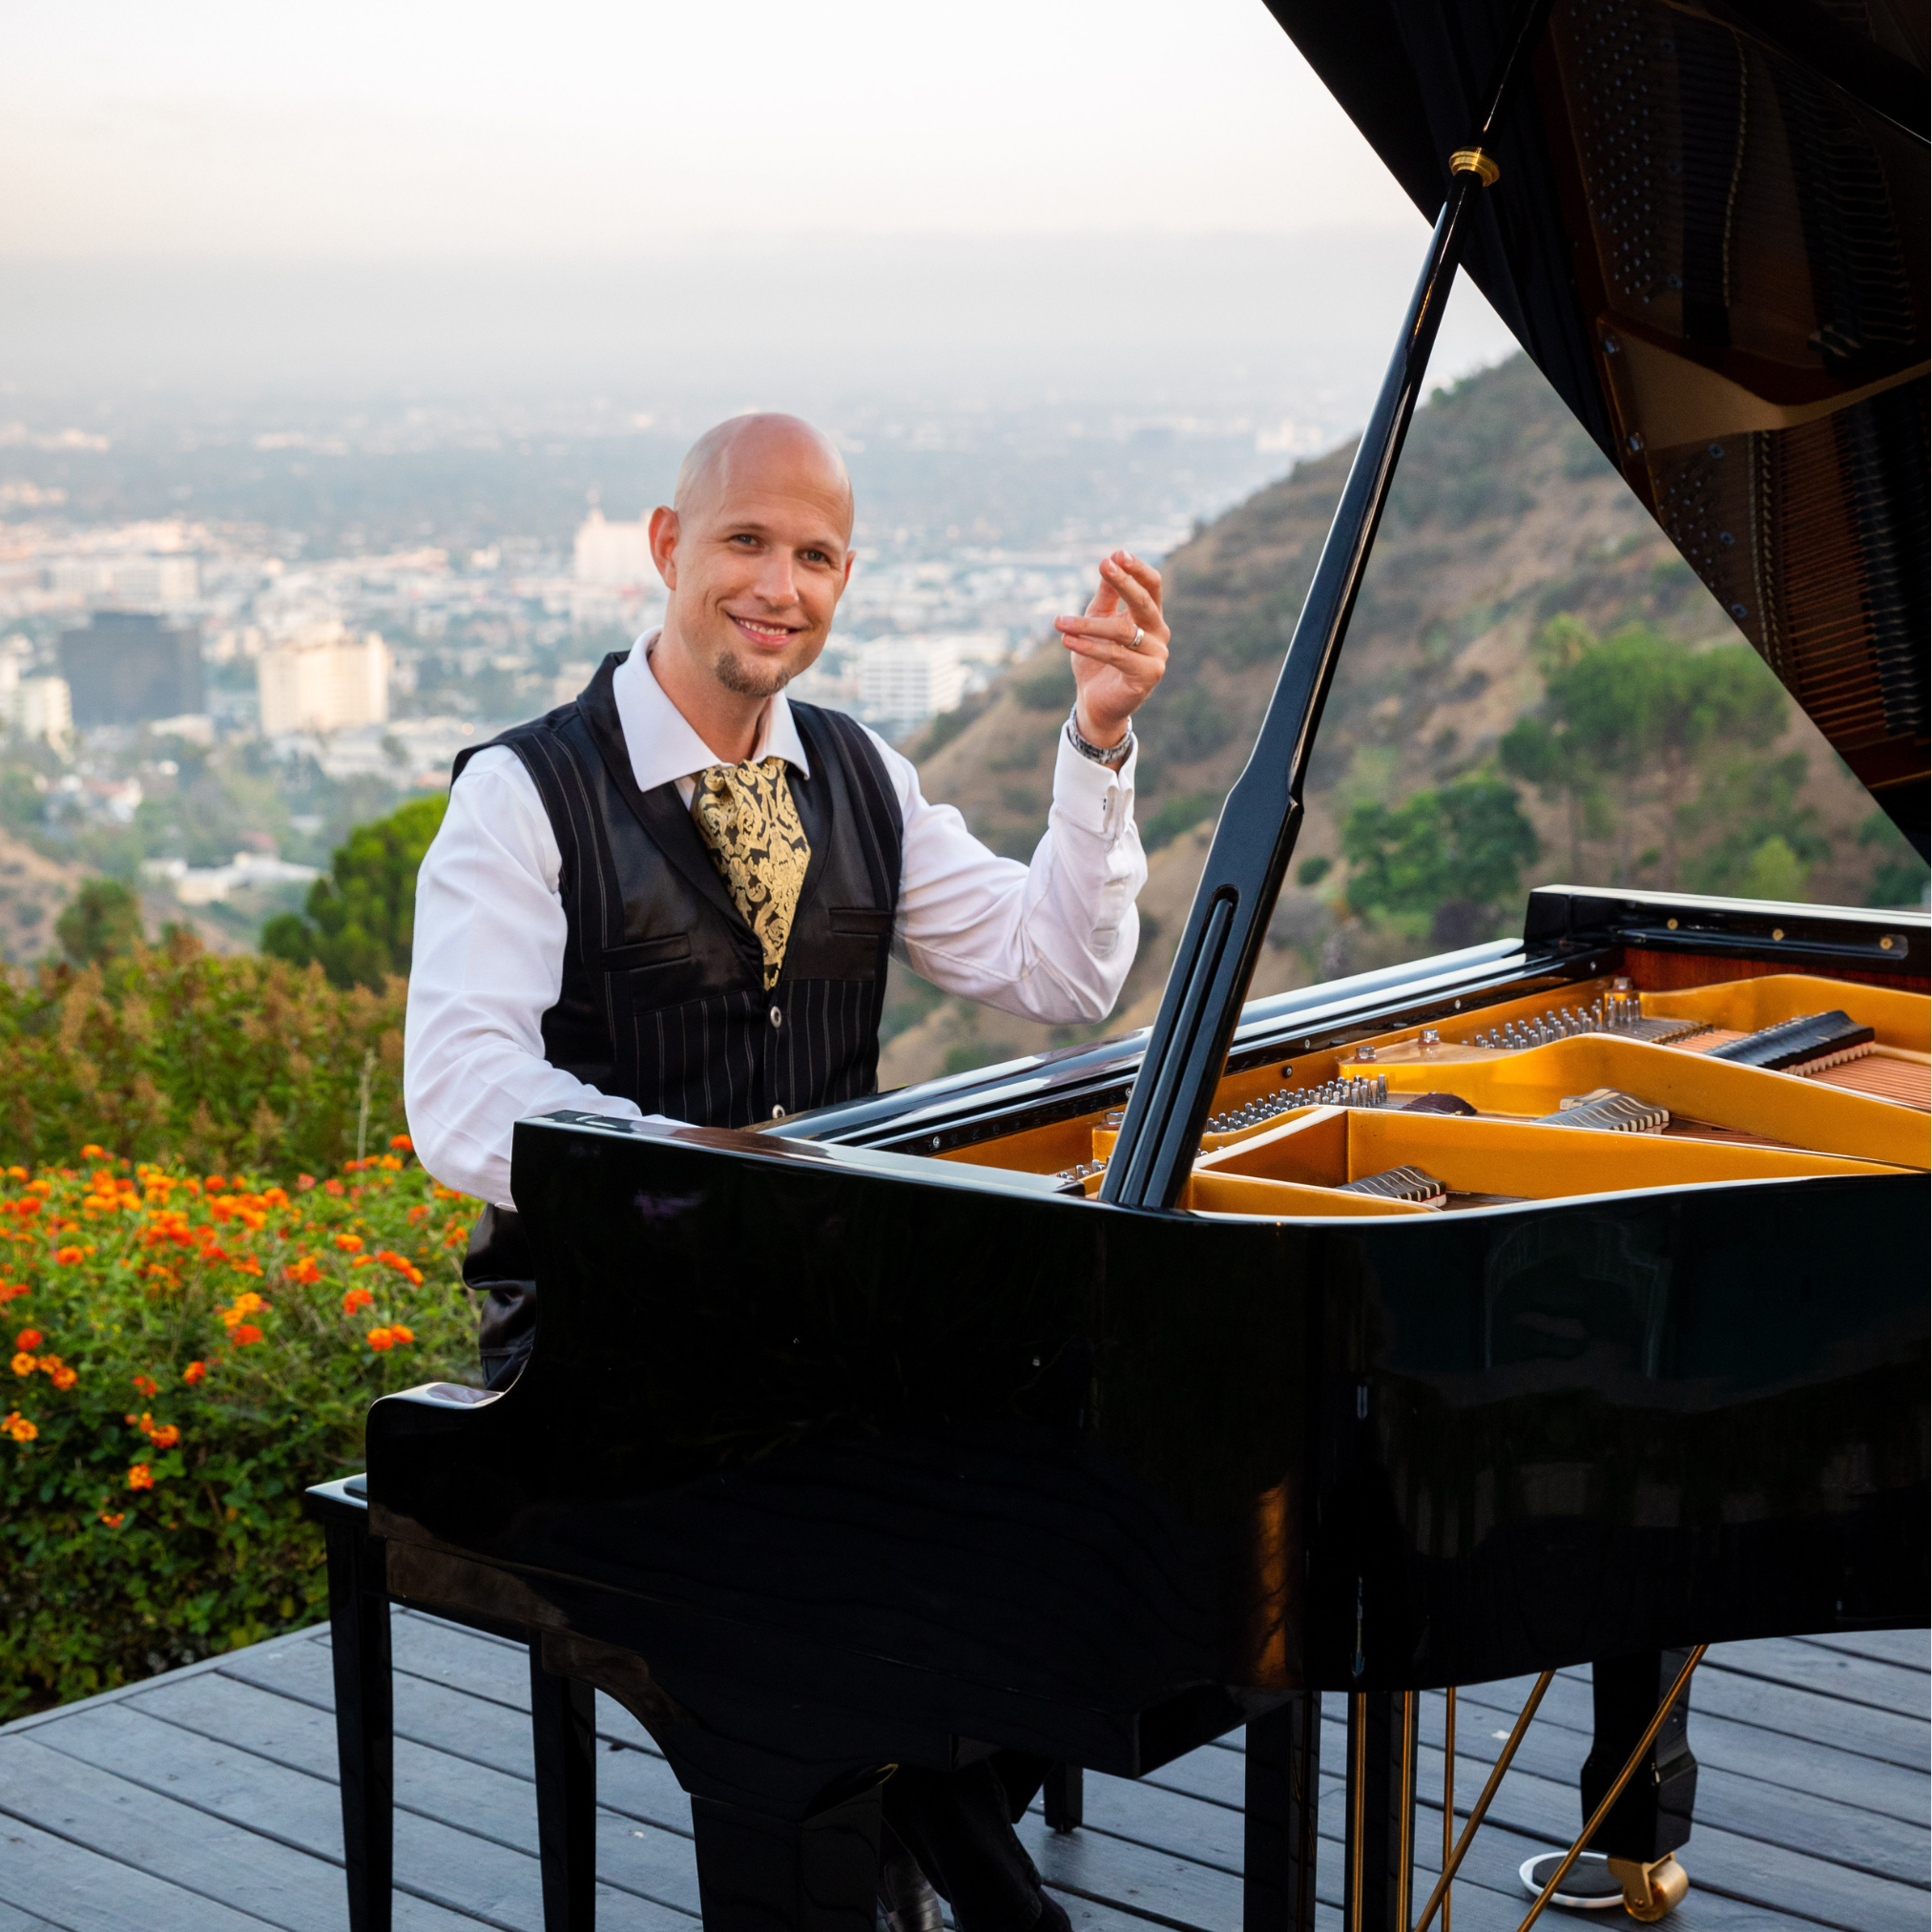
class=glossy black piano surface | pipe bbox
[367,887,1930,1834]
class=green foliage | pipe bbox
[0,935,405,1175]
[1386,359,1549,530]
[1506,615,1793,887]
[55,880,143,966]
[1142,788,1221,851]
[263,796,447,989]
[904,694,989,761]
[1297,855,1333,887]
[1012,654,1077,713]
[0,1150,478,1718]
[942,1039,1013,1077]
[1343,777,1539,942]
[1158,687,1236,763]
[1858,812,1930,908]
[1680,750,1830,898]
[0,766,45,834]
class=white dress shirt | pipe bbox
[405,634,1147,1206]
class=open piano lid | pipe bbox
[1264,0,1929,851]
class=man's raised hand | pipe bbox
[1052,550,1170,751]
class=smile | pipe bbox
[729,613,803,646]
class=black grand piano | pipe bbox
[308,0,1929,1924]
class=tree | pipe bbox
[56,879,143,966]
[1343,776,1540,945]
[262,795,448,988]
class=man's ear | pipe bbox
[648,506,679,589]
[841,550,856,592]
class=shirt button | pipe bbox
[769,1005,782,1029]
[771,1104,786,1119]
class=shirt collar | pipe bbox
[611,628,812,794]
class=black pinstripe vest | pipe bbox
[453,651,904,1130]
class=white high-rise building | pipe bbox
[258,623,389,736]
[856,636,967,738]
[1,671,73,747]
[572,509,654,587]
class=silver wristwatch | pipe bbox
[1065,705,1134,769]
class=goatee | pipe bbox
[714,648,793,699]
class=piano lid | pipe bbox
[1262,0,1929,851]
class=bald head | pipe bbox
[675,412,853,538]
[647,411,858,749]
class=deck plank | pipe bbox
[5,1604,1927,1930]
[0,1810,287,1932]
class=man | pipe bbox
[404,412,1170,1930]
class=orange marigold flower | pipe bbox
[183,1361,206,1383]
[50,1364,77,1391]
[132,1372,159,1397]
[150,1423,180,1448]
[4,1166,25,1181]
[389,1133,413,1152]
[127,1464,155,1490]
[205,1174,226,1191]
[53,1246,84,1265]
[99,1510,125,1527]
[229,1322,263,1346]
[10,1353,34,1378]
[342,1284,376,1316]
[297,1174,317,1192]
[286,1257,323,1285]
[261,1187,290,1209]
[0,1284,25,1305]
[15,1328,42,1351]
[323,1178,345,1197]
[2,1410,36,1443]
[406,1204,430,1226]
[80,1144,109,1159]
[334,1234,364,1253]
[365,1327,395,1351]
[350,1255,376,1270]
[378,1153,403,1171]
[232,1256,264,1278]
[387,1323,415,1346]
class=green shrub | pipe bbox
[55,879,142,966]
[1012,655,1076,712]
[0,1147,478,1718]
[0,934,405,1175]
[263,795,447,989]
[1142,788,1221,851]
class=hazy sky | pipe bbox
[2,0,1422,256]
[0,1,1517,405]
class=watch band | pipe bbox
[1065,705,1134,769]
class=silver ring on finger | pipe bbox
[1130,626,1145,651]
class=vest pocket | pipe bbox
[599,933,693,972]
[828,906,894,938]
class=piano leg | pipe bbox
[690,1785,883,1932]
[1582,1650,1697,1921]
[1244,1693,1321,1932]
[322,1516,393,1932]
[1342,1691,1420,1932]
[1042,1761,1084,1832]
[530,1651,598,1931]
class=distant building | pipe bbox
[258,623,390,736]
[0,669,73,748]
[856,636,967,738]
[58,613,205,728]
[50,553,199,607]
[572,509,654,587]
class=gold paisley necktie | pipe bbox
[691,756,812,991]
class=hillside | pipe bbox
[883,355,1901,1087]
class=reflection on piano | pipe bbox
[310,0,1927,1923]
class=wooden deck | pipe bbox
[1,1613,1923,1932]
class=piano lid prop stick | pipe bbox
[1102,0,1560,1213]
[1410,1671,1555,1932]
[1443,1687,1456,1932]
[1511,1646,1709,1932]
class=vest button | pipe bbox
[771,1104,786,1120]
[769,1005,782,1029]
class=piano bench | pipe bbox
[302,1473,597,1932]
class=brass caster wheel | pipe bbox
[1608,1854,1690,1922]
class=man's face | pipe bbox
[652,432,854,701]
